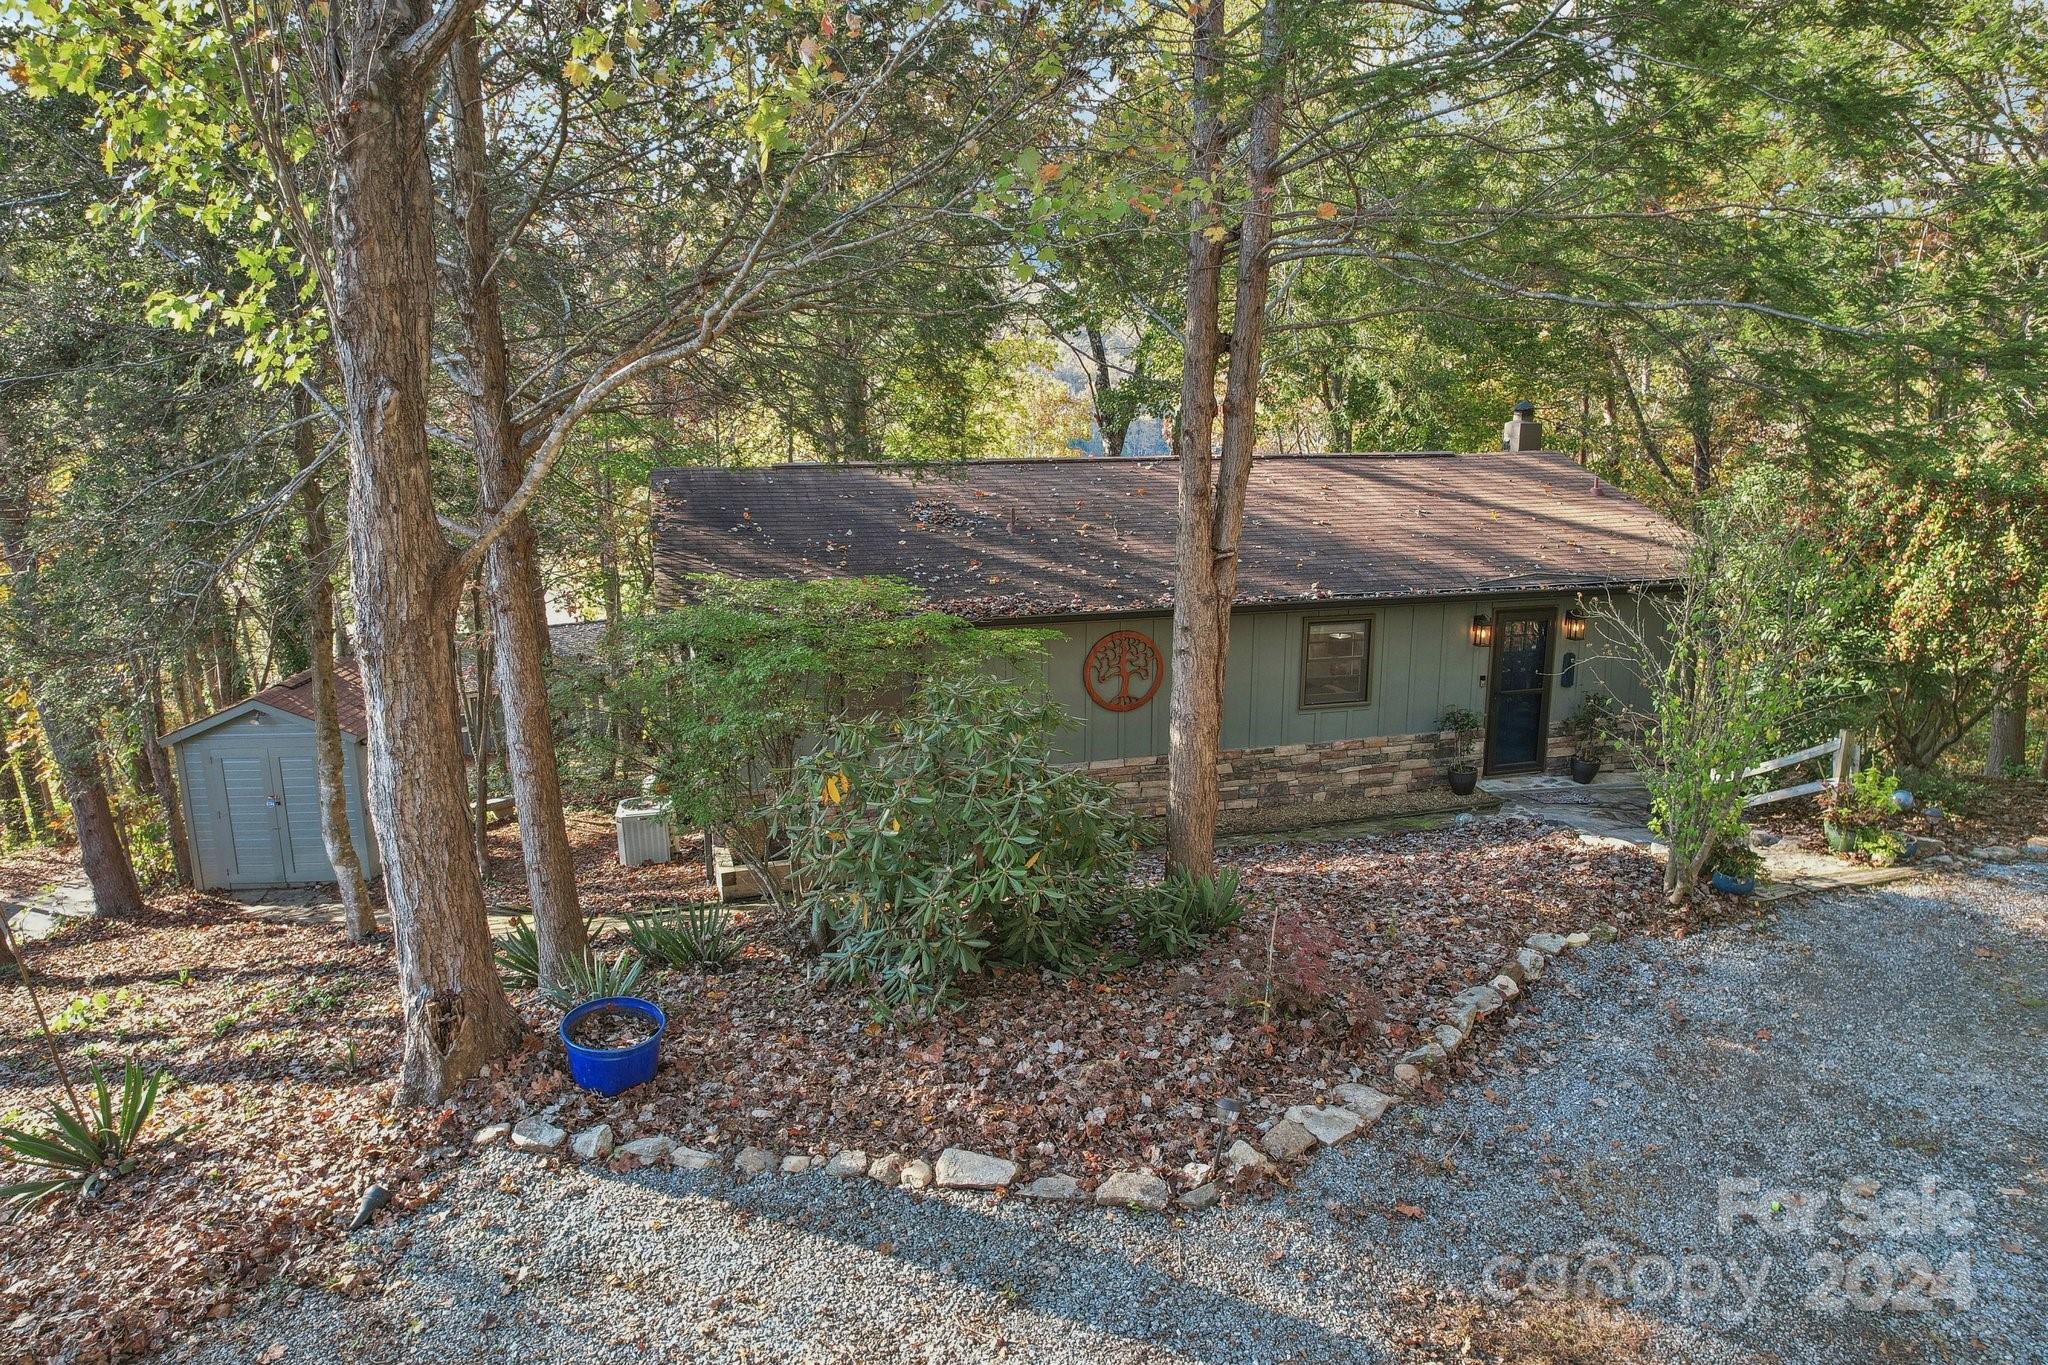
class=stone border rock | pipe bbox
[471,927,1601,1219]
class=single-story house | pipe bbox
[160,666,382,890]
[649,431,1685,814]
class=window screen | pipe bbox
[1302,619,1371,707]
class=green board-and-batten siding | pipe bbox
[1024,593,1658,766]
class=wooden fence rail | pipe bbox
[1741,729,1859,810]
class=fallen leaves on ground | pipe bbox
[474,817,1667,1199]
[0,893,439,1365]
[0,814,1667,1364]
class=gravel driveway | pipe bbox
[175,859,2047,1364]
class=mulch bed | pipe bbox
[0,813,1668,1363]
[480,808,717,922]
[0,895,439,1365]
[476,817,1668,1189]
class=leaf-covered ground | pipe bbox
[479,818,1669,1191]
[0,894,422,1365]
[0,816,1667,1364]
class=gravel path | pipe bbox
[173,860,2047,1365]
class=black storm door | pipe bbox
[1485,609,1554,773]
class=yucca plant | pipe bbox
[0,1062,168,1217]
[1131,866,1243,959]
[627,905,742,970]
[541,947,647,1010]
[493,918,541,988]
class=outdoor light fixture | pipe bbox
[1470,613,1494,648]
[1563,609,1588,641]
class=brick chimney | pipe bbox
[1501,400,1543,452]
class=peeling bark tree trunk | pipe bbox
[297,385,376,940]
[329,28,520,1104]
[1986,671,2027,777]
[136,671,193,887]
[1165,0,1287,877]
[446,24,587,988]
[46,722,145,914]
[0,459,145,915]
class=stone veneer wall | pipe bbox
[1081,724,1584,815]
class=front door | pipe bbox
[1485,609,1554,773]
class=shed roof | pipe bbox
[651,451,1686,621]
[161,664,368,746]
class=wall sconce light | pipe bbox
[1469,613,1494,648]
[1563,610,1587,641]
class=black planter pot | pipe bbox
[1447,765,1479,796]
[1570,756,1601,784]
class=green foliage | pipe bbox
[1706,839,1765,886]
[778,678,1140,1016]
[1562,691,1618,764]
[1828,768,1903,826]
[1436,705,1482,752]
[627,905,742,971]
[1606,468,1840,901]
[493,919,542,990]
[0,1062,167,1218]
[1821,465,2048,770]
[622,577,1050,891]
[540,948,647,1012]
[1131,867,1244,958]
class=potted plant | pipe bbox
[1706,840,1766,896]
[1437,705,1484,796]
[1819,768,1902,859]
[1562,691,1615,784]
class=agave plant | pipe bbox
[627,904,742,970]
[540,947,647,1011]
[492,918,541,988]
[0,1062,168,1218]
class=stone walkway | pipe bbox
[0,879,96,944]
[1481,771,1930,902]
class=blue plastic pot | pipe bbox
[559,996,666,1096]
[1709,871,1757,896]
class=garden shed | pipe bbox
[159,667,382,890]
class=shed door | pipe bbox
[216,752,288,884]
[274,753,335,881]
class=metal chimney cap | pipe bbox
[1512,400,1536,417]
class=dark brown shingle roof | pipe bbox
[238,665,368,738]
[651,452,1686,621]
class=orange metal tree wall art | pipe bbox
[1083,630,1163,712]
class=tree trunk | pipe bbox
[1987,671,2027,777]
[330,41,520,1105]
[1165,0,1287,876]
[1164,0,1232,876]
[446,24,588,989]
[43,720,145,914]
[469,580,492,882]
[596,456,630,785]
[0,466,145,914]
[297,384,377,940]
[136,670,194,887]
[1086,325,1130,459]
